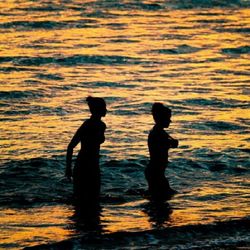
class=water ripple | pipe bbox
[221,46,250,55]
[0,20,98,30]
[3,106,66,116]
[83,81,138,88]
[0,55,143,66]
[36,73,64,81]
[0,90,44,100]
[168,0,250,9]
[216,27,250,34]
[150,45,201,55]
[177,98,250,109]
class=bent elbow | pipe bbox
[171,139,179,148]
[100,136,105,144]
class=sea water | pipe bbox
[0,0,249,249]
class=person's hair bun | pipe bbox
[152,102,171,119]
[86,96,106,116]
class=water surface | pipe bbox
[0,0,249,249]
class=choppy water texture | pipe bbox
[0,0,249,249]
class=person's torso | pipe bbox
[79,119,105,158]
[148,127,171,167]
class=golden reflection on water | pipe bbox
[0,1,249,248]
[103,203,152,233]
[0,205,73,249]
[2,189,249,249]
[102,183,250,232]
[0,1,250,158]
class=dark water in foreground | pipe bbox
[0,0,249,249]
[1,155,249,249]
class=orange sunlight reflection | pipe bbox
[0,205,73,249]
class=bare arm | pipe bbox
[167,134,179,148]
[170,136,178,148]
[65,126,83,178]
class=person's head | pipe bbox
[152,102,171,128]
[86,96,107,117]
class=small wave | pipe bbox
[111,102,152,116]
[216,27,250,33]
[0,157,70,207]
[0,56,17,64]
[0,20,98,30]
[196,192,230,201]
[108,38,139,43]
[182,120,247,133]
[83,81,138,89]
[0,66,33,72]
[131,3,163,11]
[0,157,146,208]
[17,5,64,12]
[178,97,250,109]
[182,149,250,174]
[197,18,229,24]
[90,0,250,10]
[162,34,191,40]
[166,0,250,9]
[221,46,250,55]
[0,117,24,122]
[3,105,67,116]
[1,154,248,208]
[105,22,127,30]
[85,10,119,18]
[240,148,250,153]
[86,2,163,12]
[200,121,246,131]
[150,44,201,55]
[35,73,64,81]
[0,21,65,30]
[0,90,43,100]
[215,69,250,76]
[0,55,143,66]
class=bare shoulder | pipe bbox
[80,120,88,129]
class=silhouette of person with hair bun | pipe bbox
[145,103,178,201]
[66,96,107,205]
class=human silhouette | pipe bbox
[145,103,178,201]
[65,96,107,205]
[143,201,172,228]
[71,203,102,233]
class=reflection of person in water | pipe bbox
[143,201,172,228]
[65,96,107,205]
[71,203,102,233]
[145,103,178,201]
